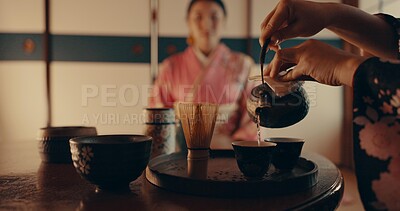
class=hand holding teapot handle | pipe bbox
[264,39,366,87]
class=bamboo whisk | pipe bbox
[178,102,218,159]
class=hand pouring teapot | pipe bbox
[246,39,309,128]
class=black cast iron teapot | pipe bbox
[247,39,309,128]
[246,78,309,128]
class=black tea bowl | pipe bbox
[69,135,152,192]
[232,141,276,178]
[265,137,305,172]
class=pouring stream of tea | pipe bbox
[256,114,261,146]
[256,38,271,145]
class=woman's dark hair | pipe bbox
[187,0,227,17]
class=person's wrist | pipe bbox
[337,55,368,87]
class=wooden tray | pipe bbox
[145,150,318,197]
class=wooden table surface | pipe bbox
[0,140,344,210]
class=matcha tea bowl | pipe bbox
[69,135,152,191]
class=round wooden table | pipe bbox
[0,140,343,210]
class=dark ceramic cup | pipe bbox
[37,126,97,163]
[69,135,152,191]
[232,141,276,178]
[265,137,305,172]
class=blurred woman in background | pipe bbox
[150,0,257,150]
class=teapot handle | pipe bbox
[259,37,271,85]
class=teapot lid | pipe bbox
[249,76,303,97]
[264,77,303,97]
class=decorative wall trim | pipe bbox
[0,33,342,63]
[0,33,43,61]
[53,35,150,63]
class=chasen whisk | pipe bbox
[177,102,219,160]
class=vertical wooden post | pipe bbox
[340,0,359,169]
[246,0,253,56]
[44,0,52,127]
[150,0,159,82]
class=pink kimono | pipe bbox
[150,44,257,149]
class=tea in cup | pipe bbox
[232,141,276,178]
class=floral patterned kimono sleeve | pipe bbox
[352,14,400,211]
